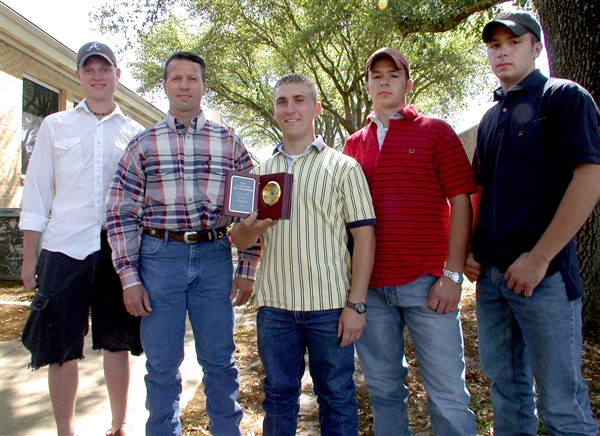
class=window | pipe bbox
[21,76,59,175]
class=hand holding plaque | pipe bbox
[224,170,293,219]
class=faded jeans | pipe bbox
[476,265,598,436]
[356,274,476,436]
[138,233,242,436]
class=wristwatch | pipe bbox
[345,300,367,314]
[443,268,464,285]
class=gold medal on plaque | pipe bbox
[262,181,281,206]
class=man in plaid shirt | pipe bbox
[106,51,257,436]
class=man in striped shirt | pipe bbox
[231,73,376,436]
[106,51,256,436]
[343,47,478,435]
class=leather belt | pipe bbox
[144,227,228,244]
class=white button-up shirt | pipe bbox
[19,101,144,260]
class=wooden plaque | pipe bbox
[223,170,293,219]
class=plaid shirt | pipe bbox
[106,111,257,288]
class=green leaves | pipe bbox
[93,0,500,151]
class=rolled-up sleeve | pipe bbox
[19,119,55,233]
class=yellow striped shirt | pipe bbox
[253,137,376,311]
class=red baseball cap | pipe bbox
[365,47,410,79]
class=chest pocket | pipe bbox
[54,137,82,173]
[145,165,178,206]
[202,158,228,205]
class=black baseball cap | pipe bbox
[77,42,117,68]
[482,11,541,43]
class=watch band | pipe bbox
[345,300,367,314]
[442,268,464,285]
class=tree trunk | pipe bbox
[577,206,600,339]
[534,0,600,338]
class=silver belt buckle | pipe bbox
[183,231,198,244]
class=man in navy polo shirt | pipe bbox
[465,11,600,435]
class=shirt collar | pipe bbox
[166,110,207,132]
[366,104,419,125]
[493,69,547,101]
[368,111,405,128]
[274,135,327,158]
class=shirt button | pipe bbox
[502,108,507,112]
[188,198,192,201]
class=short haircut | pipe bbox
[163,51,206,82]
[274,73,318,104]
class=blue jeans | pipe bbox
[138,233,242,436]
[257,307,358,436]
[355,274,476,436]
[476,265,598,436]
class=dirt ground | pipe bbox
[0,279,35,341]
[1,278,598,435]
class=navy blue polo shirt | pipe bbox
[472,69,600,300]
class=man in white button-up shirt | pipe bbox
[19,42,144,436]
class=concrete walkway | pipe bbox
[0,319,202,436]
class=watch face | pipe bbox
[346,300,367,314]
[355,302,367,314]
[262,181,281,206]
[444,269,463,284]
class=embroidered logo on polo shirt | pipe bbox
[409,148,415,154]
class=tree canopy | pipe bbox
[93,0,497,149]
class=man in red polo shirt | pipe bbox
[343,47,477,435]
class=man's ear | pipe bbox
[314,101,322,118]
[533,41,543,59]
[405,79,414,94]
